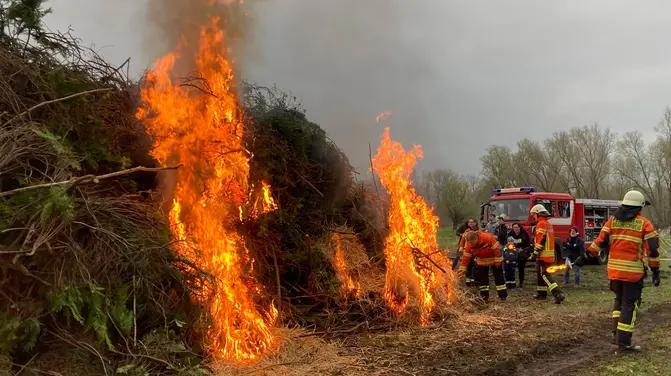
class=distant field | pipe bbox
[437,227,459,249]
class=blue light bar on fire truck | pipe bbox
[492,187,536,194]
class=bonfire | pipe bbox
[372,127,455,325]
[137,16,278,362]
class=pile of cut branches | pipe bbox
[241,84,387,316]
[0,1,211,375]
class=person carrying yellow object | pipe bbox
[574,190,660,352]
[458,231,507,302]
[530,204,565,304]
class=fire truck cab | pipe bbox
[480,187,621,264]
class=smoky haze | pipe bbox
[44,0,671,177]
[142,0,255,77]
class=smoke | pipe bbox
[237,0,440,175]
[140,0,443,175]
[141,0,257,77]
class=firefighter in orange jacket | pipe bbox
[457,219,479,286]
[530,204,565,304]
[458,231,507,302]
[574,190,660,352]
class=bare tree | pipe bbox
[571,124,617,198]
[514,139,560,192]
[480,145,517,188]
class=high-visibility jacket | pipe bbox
[458,228,478,255]
[533,216,555,263]
[588,214,659,282]
[459,232,502,270]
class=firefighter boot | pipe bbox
[554,292,565,304]
[617,331,641,352]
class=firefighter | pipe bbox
[530,204,565,304]
[456,218,479,286]
[574,190,660,352]
[457,231,507,302]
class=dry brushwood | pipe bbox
[0,164,183,198]
[0,4,211,374]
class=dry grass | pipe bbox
[214,328,364,376]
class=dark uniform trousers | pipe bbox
[464,258,476,286]
[610,279,643,346]
[536,261,562,298]
[474,265,508,301]
[503,262,517,288]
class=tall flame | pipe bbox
[372,127,448,324]
[137,16,277,361]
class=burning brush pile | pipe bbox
[0,1,458,374]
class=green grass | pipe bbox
[580,324,671,376]
[437,227,459,249]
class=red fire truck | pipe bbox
[479,187,621,264]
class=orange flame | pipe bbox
[371,127,450,324]
[137,16,277,362]
[332,234,361,297]
[546,264,568,273]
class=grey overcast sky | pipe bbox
[45,0,671,177]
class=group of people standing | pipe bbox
[452,189,661,352]
[453,205,572,305]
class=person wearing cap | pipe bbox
[529,204,566,304]
[562,226,584,285]
[574,190,660,352]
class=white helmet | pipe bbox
[622,190,646,207]
[530,204,549,215]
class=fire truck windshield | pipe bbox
[489,199,530,222]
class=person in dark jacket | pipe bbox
[562,226,585,284]
[495,214,509,246]
[507,223,532,288]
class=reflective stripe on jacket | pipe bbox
[459,232,502,269]
[588,214,659,282]
[533,216,555,263]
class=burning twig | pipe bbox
[411,247,447,274]
[546,264,568,273]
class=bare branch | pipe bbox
[2,88,113,127]
[0,165,182,198]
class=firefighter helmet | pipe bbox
[622,190,646,207]
[530,204,549,214]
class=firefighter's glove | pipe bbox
[652,267,661,287]
[528,253,537,262]
[573,255,588,268]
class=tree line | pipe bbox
[416,107,671,229]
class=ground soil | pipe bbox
[338,279,671,376]
[500,302,671,376]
